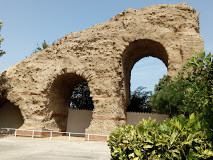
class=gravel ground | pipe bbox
[0,137,111,160]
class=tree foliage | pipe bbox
[70,83,152,112]
[149,75,185,116]
[127,86,151,112]
[70,82,94,110]
[149,52,213,116]
[0,20,5,57]
[154,75,168,92]
[149,52,213,137]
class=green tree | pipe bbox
[149,75,185,116]
[70,82,94,110]
[70,83,152,112]
[154,75,168,92]
[149,52,213,135]
[127,86,151,112]
[0,20,5,57]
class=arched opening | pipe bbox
[0,98,24,128]
[47,73,94,133]
[131,57,167,92]
[127,57,168,112]
[122,39,168,109]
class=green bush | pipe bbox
[108,114,213,160]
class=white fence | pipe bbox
[0,128,109,141]
[0,110,169,141]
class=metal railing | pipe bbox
[0,128,109,141]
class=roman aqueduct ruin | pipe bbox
[0,3,204,135]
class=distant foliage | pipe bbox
[127,86,151,113]
[70,83,151,111]
[108,114,213,160]
[70,82,94,110]
[0,20,5,56]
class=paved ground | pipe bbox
[0,138,111,160]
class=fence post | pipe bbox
[14,129,17,138]
[50,131,52,140]
[32,130,34,139]
[87,134,89,141]
[68,133,71,141]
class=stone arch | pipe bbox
[0,98,24,128]
[122,39,168,106]
[44,72,94,132]
[1,3,204,136]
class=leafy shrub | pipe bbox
[108,114,213,160]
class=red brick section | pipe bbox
[85,134,108,141]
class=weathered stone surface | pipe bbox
[0,3,204,134]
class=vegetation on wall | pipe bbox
[33,40,49,53]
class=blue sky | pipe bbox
[0,0,212,92]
